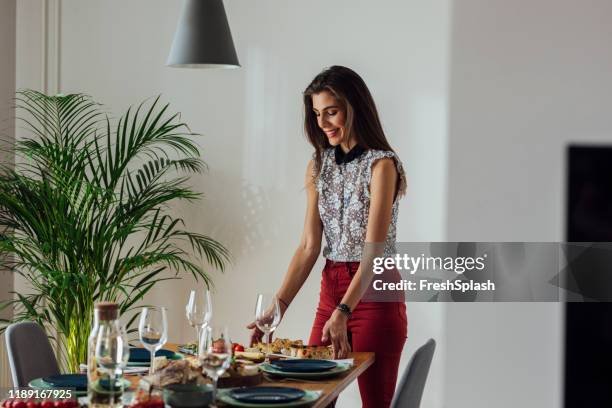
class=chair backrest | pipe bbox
[391,338,436,408]
[5,321,60,387]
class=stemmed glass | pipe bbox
[198,325,232,404]
[254,294,281,358]
[138,306,168,375]
[185,288,212,352]
[94,322,129,406]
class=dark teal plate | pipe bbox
[129,347,176,362]
[41,374,87,391]
[229,387,305,404]
[270,359,337,373]
[260,362,351,379]
[217,389,321,407]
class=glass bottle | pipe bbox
[87,302,130,408]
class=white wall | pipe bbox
[15,1,451,406]
[445,0,612,407]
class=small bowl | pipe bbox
[163,383,213,408]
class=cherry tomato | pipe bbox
[233,343,245,352]
[40,401,55,408]
[2,399,13,408]
[53,401,66,408]
[26,401,40,408]
[13,401,26,408]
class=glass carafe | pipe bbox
[87,302,130,408]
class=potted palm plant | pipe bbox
[0,90,230,372]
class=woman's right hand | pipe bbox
[246,320,266,346]
[246,298,288,346]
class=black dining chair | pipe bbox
[5,321,61,387]
[390,338,436,408]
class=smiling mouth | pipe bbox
[324,129,339,138]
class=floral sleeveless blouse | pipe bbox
[315,146,407,262]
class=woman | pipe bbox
[248,66,408,408]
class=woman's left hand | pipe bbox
[321,310,351,359]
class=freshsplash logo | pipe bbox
[372,253,488,275]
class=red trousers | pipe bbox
[308,260,408,408]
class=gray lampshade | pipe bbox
[167,0,240,68]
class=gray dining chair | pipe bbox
[5,321,60,387]
[390,338,436,408]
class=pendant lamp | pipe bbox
[167,0,240,68]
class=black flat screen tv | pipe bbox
[565,145,612,407]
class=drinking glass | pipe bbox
[254,294,281,358]
[185,288,212,352]
[198,325,231,403]
[138,306,168,375]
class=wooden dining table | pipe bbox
[131,343,375,408]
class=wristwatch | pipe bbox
[336,303,352,319]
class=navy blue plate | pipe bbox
[229,387,305,404]
[42,374,87,391]
[270,359,337,373]
[129,347,176,362]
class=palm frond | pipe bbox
[0,91,229,372]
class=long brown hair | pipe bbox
[303,66,394,177]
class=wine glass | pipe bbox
[94,322,129,406]
[138,306,168,375]
[254,294,281,358]
[198,325,231,403]
[185,288,212,352]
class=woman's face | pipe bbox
[312,91,348,148]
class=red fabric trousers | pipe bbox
[308,259,408,408]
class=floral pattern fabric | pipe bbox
[315,148,407,262]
